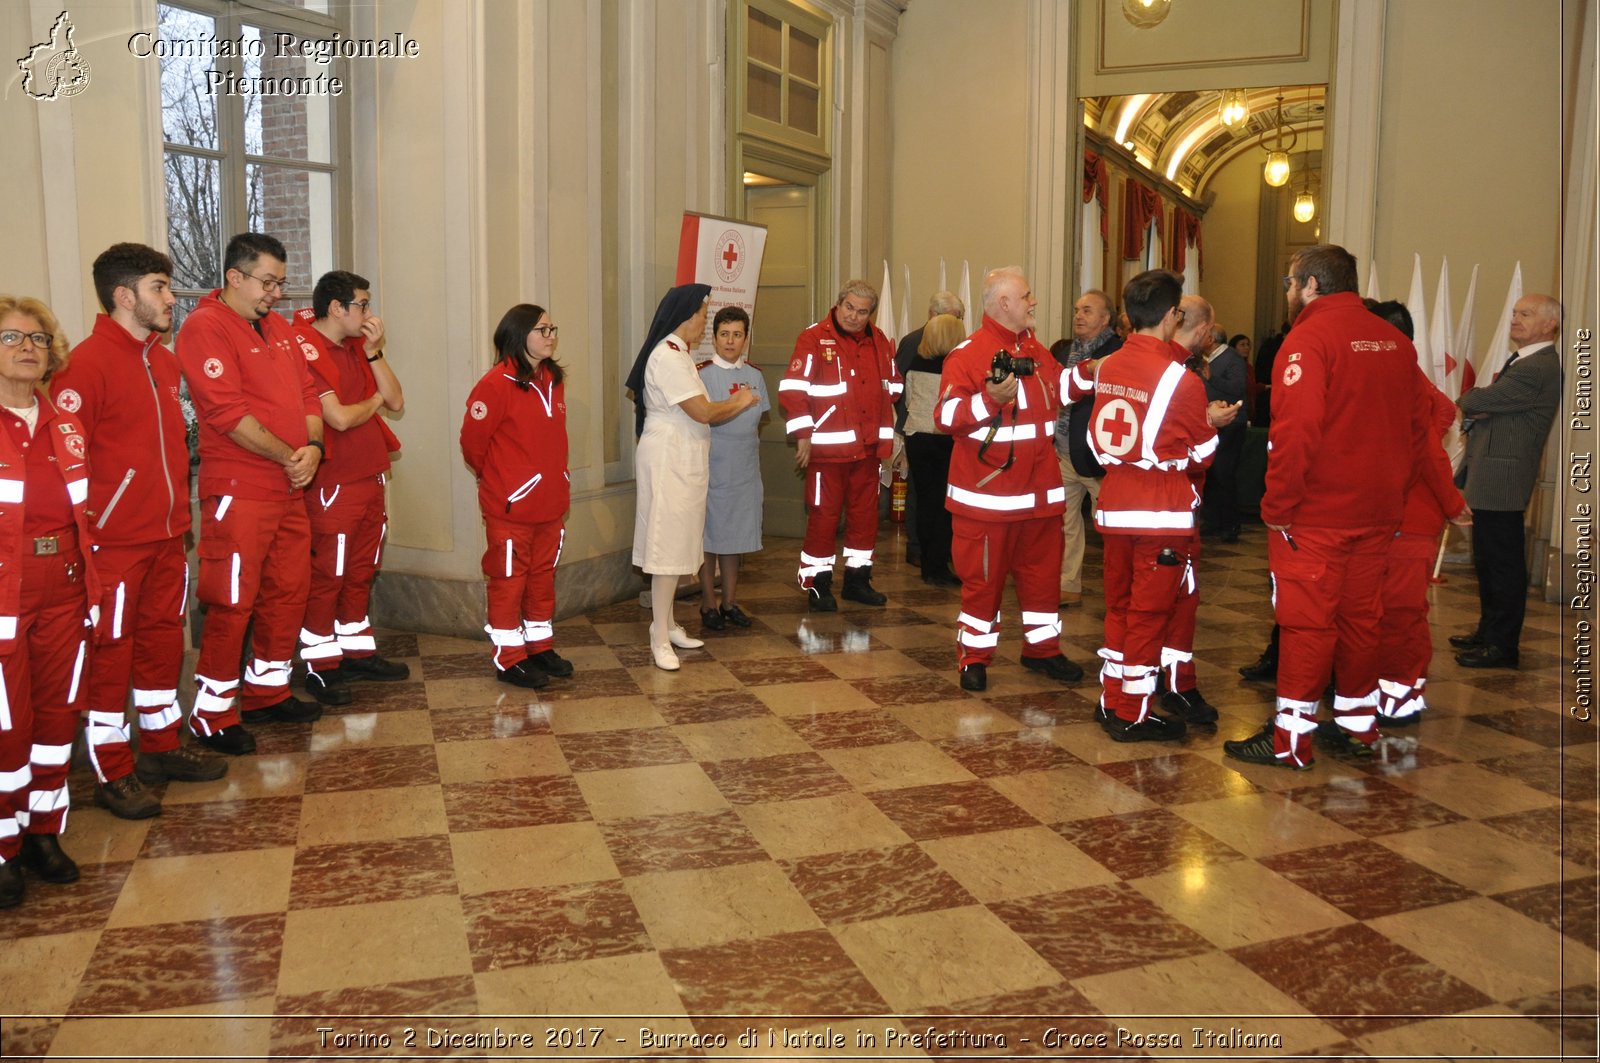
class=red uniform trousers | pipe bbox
[798,457,879,587]
[482,514,564,671]
[192,495,312,732]
[1268,525,1391,767]
[952,513,1063,667]
[0,543,91,858]
[84,536,188,784]
[1377,531,1437,722]
[300,476,387,674]
[1099,534,1198,723]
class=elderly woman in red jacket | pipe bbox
[0,296,100,909]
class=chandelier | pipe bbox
[1261,91,1297,188]
[1218,89,1249,128]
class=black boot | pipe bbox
[807,571,838,612]
[841,565,887,606]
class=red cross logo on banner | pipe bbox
[1093,398,1139,457]
[722,243,739,271]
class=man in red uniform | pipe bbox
[938,267,1084,692]
[1063,272,1222,740]
[289,271,408,705]
[780,280,900,610]
[1226,245,1457,769]
[178,232,325,755]
[50,243,227,818]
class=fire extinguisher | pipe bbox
[890,466,907,523]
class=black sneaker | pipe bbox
[340,655,411,682]
[960,664,987,692]
[304,669,352,706]
[1021,654,1084,683]
[1224,723,1310,770]
[527,649,574,678]
[719,604,753,628]
[700,607,726,631]
[1105,711,1187,743]
[190,723,257,756]
[1162,688,1219,725]
[136,745,229,784]
[243,696,323,724]
[496,659,548,689]
[1314,718,1376,757]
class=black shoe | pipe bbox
[0,860,22,908]
[136,745,228,784]
[1448,631,1485,650]
[1455,645,1518,670]
[1021,654,1084,683]
[1106,711,1187,743]
[720,604,753,628]
[1224,723,1310,769]
[20,834,79,884]
[244,695,324,723]
[527,649,574,678]
[1380,710,1423,728]
[1093,704,1116,734]
[700,607,726,631]
[1162,687,1219,725]
[496,659,549,689]
[1314,718,1375,757]
[960,664,987,692]
[190,724,257,756]
[340,655,411,682]
[807,572,838,612]
[1219,527,1240,544]
[96,773,162,820]
[303,669,352,706]
[1238,652,1278,682]
[841,566,888,606]
[906,545,922,566]
[921,570,962,588]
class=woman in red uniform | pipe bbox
[460,304,572,690]
[0,296,99,908]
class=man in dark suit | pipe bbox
[1451,294,1565,669]
[1193,320,1248,541]
[894,290,965,565]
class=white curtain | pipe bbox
[1079,196,1103,294]
[1182,240,1199,292]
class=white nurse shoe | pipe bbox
[652,643,681,671]
[668,626,704,650]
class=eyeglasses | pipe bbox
[1282,275,1301,291]
[532,325,559,337]
[237,271,286,292]
[344,300,371,312]
[0,329,52,349]
[1173,307,1186,323]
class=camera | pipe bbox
[988,351,1037,384]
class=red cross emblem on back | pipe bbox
[1094,398,1140,458]
[722,243,739,270]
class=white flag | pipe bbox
[959,261,974,334]
[938,257,947,292]
[1405,253,1435,385]
[1429,258,1452,386]
[876,260,897,343]
[1365,260,1381,300]
[900,265,911,338]
[1471,262,1522,390]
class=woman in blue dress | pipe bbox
[697,307,770,629]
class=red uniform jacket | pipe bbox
[1263,291,1454,529]
[0,394,100,652]
[177,291,323,500]
[778,312,900,462]
[937,314,1065,522]
[1064,333,1216,535]
[288,308,399,486]
[1400,378,1467,537]
[460,360,569,524]
[50,314,191,545]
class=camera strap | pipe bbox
[975,406,1017,487]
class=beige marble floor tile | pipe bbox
[1185,744,1375,790]
[736,793,913,860]
[47,996,275,1061]
[819,741,976,792]
[0,930,102,1013]
[1412,716,1547,761]
[1354,1012,1560,1059]
[987,765,1155,823]
[755,679,884,716]
[1376,820,1587,893]
[106,847,296,929]
[545,696,666,734]
[59,806,155,863]
[435,735,570,784]
[1366,897,1597,1000]
[832,905,1059,1010]
[450,821,619,895]
[629,661,742,694]
[309,709,434,751]
[297,784,449,846]
[159,753,309,806]
[920,826,1118,902]
[278,894,472,996]
[1074,953,1345,1053]
[1130,857,1353,950]
[885,700,1026,740]
[1171,792,1364,857]
[700,633,814,660]
[625,862,823,950]
[415,634,491,656]
[672,716,810,762]
[474,950,689,1016]
[1044,722,1193,764]
[573,762,729,821]
[817,649,928,679]
[424,675,528,711]
[863,624,961,649]
[558,643,626,670]
[1382,762,1559,819]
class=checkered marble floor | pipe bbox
[1,528,1594,1060]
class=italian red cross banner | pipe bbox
[675,211,768,359]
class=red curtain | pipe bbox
[1171,208,1203,278]
[1122,178,1162,260]
[1083,149,1110,243]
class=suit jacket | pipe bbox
[893,326,925,432]
[1205,345,1249,433]
[1459,344,1563,511]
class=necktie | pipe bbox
[1494,350,1521,381]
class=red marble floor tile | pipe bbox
[289,835,457,910]
[550,623,606,646]
[303,743,441,794]
[1478,750,1598,802]
[1510,984,1599,1057]
[529,666,644,701]
[849,673,972,708]
[1482,805,1600,868]
[1259,840,1476,920]
[441,775,591,833]
[1097,753,1261,806]
[0,1019,58,1058]
[898,644,954,673]
[661,928,888,1015]
[0,859,132,940]
[325,681,433,714]
[1338,733,1461,777]
[70,911,286,1014]
[461,879,650,972]
[422,653,498,681]
[1493,875,1599,947]
[934,730,1085,777]
[925,981,1114,1058]
[428,701,553,743]
[783,709,925,749]
[985,689,1100,729]
[701,752,854,805]
[374,633,419,659]
[1279,775,1466,837]
[1227,922,1494,1036]
[271,974,481,1058]
[1051,808,1246,880]
[140,795,303,859]
[598,808,768,877]
[778,843,976,924]
[556,726,693,772]
[825,606,939,630]
[1466,706,1588,746]
[647,688,773,725]
[988,882,1213,981]
[246,719,317,756]
[720,656,841,688]
[866,782,1039,841]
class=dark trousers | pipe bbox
[1202,426,1244,532]
[904,432,954,578]
[1471,509,1527,652]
